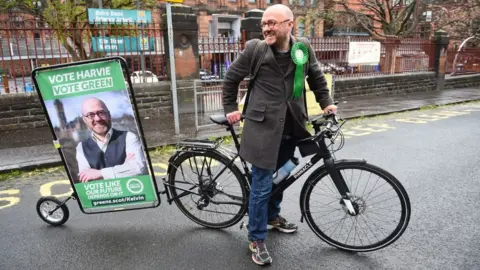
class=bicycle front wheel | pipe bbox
[300,160,411,252]
[168,150,249,229]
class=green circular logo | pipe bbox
[126,178,144,194]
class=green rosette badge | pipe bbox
[291,42,309,99]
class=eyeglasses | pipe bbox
[260,19,290,28]
[83,110,109,120]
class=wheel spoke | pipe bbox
[168,151,248,229]
[302,162,409,252]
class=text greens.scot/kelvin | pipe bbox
[48,66,115,96]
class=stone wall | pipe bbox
[133,82,172,117]
[0,93,48,132]
[0,82,172,132]
[1,72,478,132]
[333,72,437,99]
[444,74,480,90]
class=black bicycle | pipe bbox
[161,111,411,252]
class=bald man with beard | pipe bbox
[75,97,148,183]
[222,4,337,265]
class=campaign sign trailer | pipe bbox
[32,57,161,225]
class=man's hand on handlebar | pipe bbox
[323,104,338,115]
[226,111,242,125]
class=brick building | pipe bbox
[154,0,326,38]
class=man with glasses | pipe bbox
[222,4,337,265]
[75,97,147,183]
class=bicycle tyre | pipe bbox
[36,196,70,226]
[168,150,249,229]
[300,160,411,252]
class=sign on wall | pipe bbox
[348,42,381,65]
[91,37,155,52]
[88,8,152,24]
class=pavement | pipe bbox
[0,87,479,173]
[1,106,480,269]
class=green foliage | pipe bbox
[0,166,63,182]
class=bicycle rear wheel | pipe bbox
[168,150,249,229]
[300,160,411,252]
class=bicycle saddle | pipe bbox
[210,115,230,126]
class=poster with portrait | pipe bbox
[32,58,160,213]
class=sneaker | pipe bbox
[267,215,298,233]
[249,240,272,265]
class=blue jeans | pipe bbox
[247,137,295,242]
[248,165,283,242]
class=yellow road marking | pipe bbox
[435,111,470,116]
[342,129,371,136]
[395,118,429,124]
[0,189,21,210]
[394,108,478,124]
[417,114,452,120]
[39,180,72,198]
[367,123,397,130]
[351,125,391,133]
[152,162,168,176]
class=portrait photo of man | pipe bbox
[75,97,148,183]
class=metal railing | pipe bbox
[0,19,458,95]
[308,36,436,78]
[193,79,248,131]
[0,20,166,94]
[447,48,480,75]
[196,35,437,81]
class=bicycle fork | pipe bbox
[324,157,357,216]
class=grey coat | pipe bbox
[222,36,333,170]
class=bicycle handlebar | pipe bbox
[310,112,339,127]
[309,112,343,143]
[231,102,341,136]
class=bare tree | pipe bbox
[333,0,429,38]
[428,0,480,43]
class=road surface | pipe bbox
[1,102,480,269]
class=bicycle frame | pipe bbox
[222,118,356,215]
[162,113,358,216]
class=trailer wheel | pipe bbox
[36,196,70,226]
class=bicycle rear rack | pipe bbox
[175,138,222,150]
